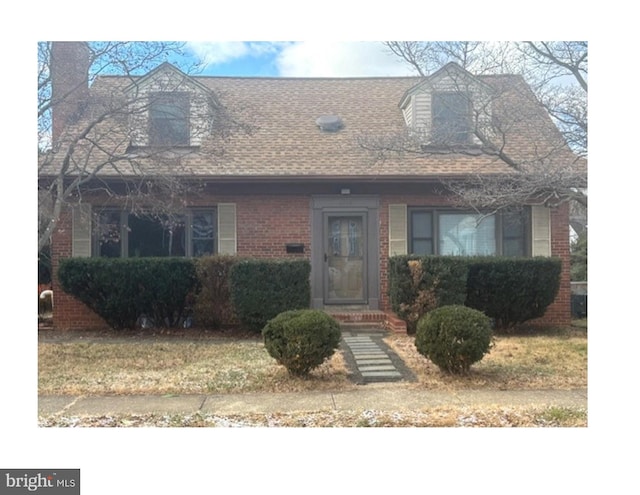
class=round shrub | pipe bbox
[262,309,341,377]
[415,305,493,374]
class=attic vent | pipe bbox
[316,115,343,132]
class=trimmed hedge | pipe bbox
[465,257,561,328]
[389,256,469,313]
[58,257,198,329]
[193,255,238,328]
[230,259,311,332]
[389,255,562,330]
[389,255,469,333]
[262,309,341,376]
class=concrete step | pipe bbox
[339,322,386,333]
[326,310,407,334]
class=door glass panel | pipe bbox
[327,215,364,300]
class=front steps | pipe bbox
[324,309,407,333]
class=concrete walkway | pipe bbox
[39,387,587,417]
[340,329,415,383]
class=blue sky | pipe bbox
[182,41,417,77]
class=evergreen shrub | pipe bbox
[388,255,469,332]
[415,305,493,374]
[465,257,561,329]
[58,257,198,329]
[262,309,341,376]
[193,255,238,328]
[229,259,311,332]
[390,255,562,331]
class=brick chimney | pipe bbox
[50,42,91,144]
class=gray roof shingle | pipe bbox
[40,70,581,180]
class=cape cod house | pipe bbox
[40,42,579,331]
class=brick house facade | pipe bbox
[42,42,579,331]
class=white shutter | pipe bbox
[388,204,408,256]
[531,205,551,256]
[217,203,237,255]
[72,203,92,257]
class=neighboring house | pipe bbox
[40,42,580,331]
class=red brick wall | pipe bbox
[50,195,312,330]
[235,195,311,259]
[535,202,572,326]
[377,196,572,327]
[51,208,110,330]
[50,42,91,143]
[50,193,571,330]
[378,194,457,313]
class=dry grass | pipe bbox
[38,405,587,427]
[39,326,587,397]
[385,327,587,391]
[38,327,587,427]
[38,338,355,396]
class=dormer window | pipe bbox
[149,92,190,146]
[431,92,472,145]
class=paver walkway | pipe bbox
[340,329,415,384]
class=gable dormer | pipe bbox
[125,63,214,148]
[399,62,495,147]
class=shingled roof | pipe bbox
[40,66,580,181]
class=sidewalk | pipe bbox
[38,385,587,417]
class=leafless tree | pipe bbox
[385,41,513,76]
[372,41,587,215]
[518,41,587,157]
[38,42,255,252]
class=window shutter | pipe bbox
[217,203,237,255]
[388,204,408,256]
[72,203,92,257]
[531,205,551,256]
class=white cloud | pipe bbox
[275,42,416,77]
[186,42,251,66]
[185,41,419,77]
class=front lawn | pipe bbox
[38,336,354,396]
[38,327,586,396]
[386,327,587,390]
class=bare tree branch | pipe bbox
[368,41,587,213]
[38,42,256,252]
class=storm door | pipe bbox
[324,214,367,303]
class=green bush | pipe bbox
[390,255,561,331]
[230,259,311,332]
[193,255,238,328]
[58,257,198,329]
[262,309,341,376]
[388,256,470,333]
[422,256,470,306]
[465,257,561,329]
[415,305,493,374]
